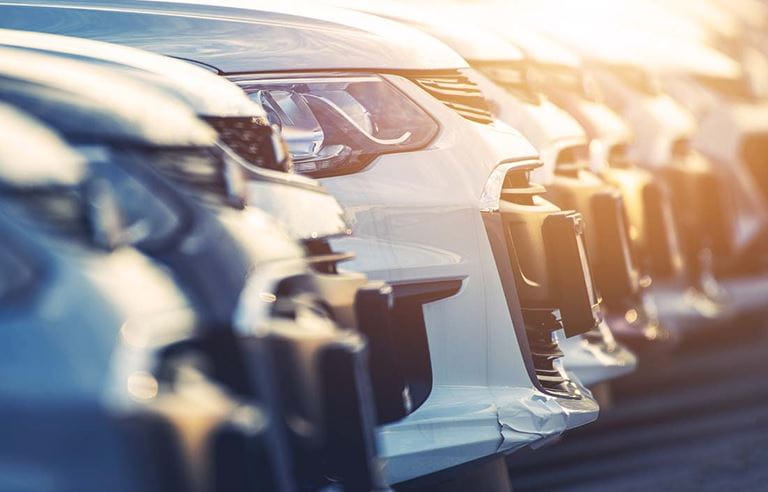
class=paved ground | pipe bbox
[507,320,768,491]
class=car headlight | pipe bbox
[232,74,438,177]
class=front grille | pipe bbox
[410,71,494,124]
[500,160,546,205]
[662,153,733,275]
[473,62,542,105]
[203,116,291,172]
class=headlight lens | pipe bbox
[233,74,438,177]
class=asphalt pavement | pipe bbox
[507,319,768,491]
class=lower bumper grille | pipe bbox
[526,320,572,397]
[482,159,599,398]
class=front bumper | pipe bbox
[377,384,598,485]
[321,75,599,483]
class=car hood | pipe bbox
[0,45,216,147]
[492,24,582,69]
[0,28,265,118]
[559,96,633,147]
[331,0,526,63]
[0,0,467,73]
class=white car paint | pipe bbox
[323,74,599,482]
[332,0,639,388]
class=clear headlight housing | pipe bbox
[232,74,439,177]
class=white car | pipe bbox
[337,0,640,387]
[0,0,601,485]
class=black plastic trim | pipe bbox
[380,277,464,416]
[481,211,543,393]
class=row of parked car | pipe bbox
[2,0,767,490]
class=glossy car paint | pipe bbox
[0,0,465,72]
[459,66,640,378]
[320,74,599,482]
[345,0,639,380]
[329,0,584,185]
[0,27,262,118]
[0,1,601,483]
[0,218,199,492]
[472,69,588,184]
[0,47,256,319]
[656,51,768,322]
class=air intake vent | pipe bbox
[555,145,590,177]
[482,159,597,399]
[203,116,291,172]
[410,71,494,124]
[500,160,546,205]
[525,312,572,398]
